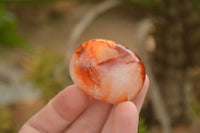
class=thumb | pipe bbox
[111,101,139,133]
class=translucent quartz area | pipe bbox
[70,39,145,104]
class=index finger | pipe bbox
[19,85,89,133]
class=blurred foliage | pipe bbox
[139,117,149,133]
[0,4,26,48]
[23,49,72,102]
[190,101,200,118]
[0,106,13,133]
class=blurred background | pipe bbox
[0,0,200,133]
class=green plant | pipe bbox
[138,117,149,133]
[0,106,13,133]
[23,49,72,101]
[190,101,200,118]
[0,4,26,47]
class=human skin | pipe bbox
[19,75,149,133]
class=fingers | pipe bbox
[132,75,149,112]
[19,85,89,133]
[20,75,149,133]
[111,101,139,133]
[66,99,112,133]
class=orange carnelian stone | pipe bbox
[69,39,145,104]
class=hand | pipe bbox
[19,75,149,133]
